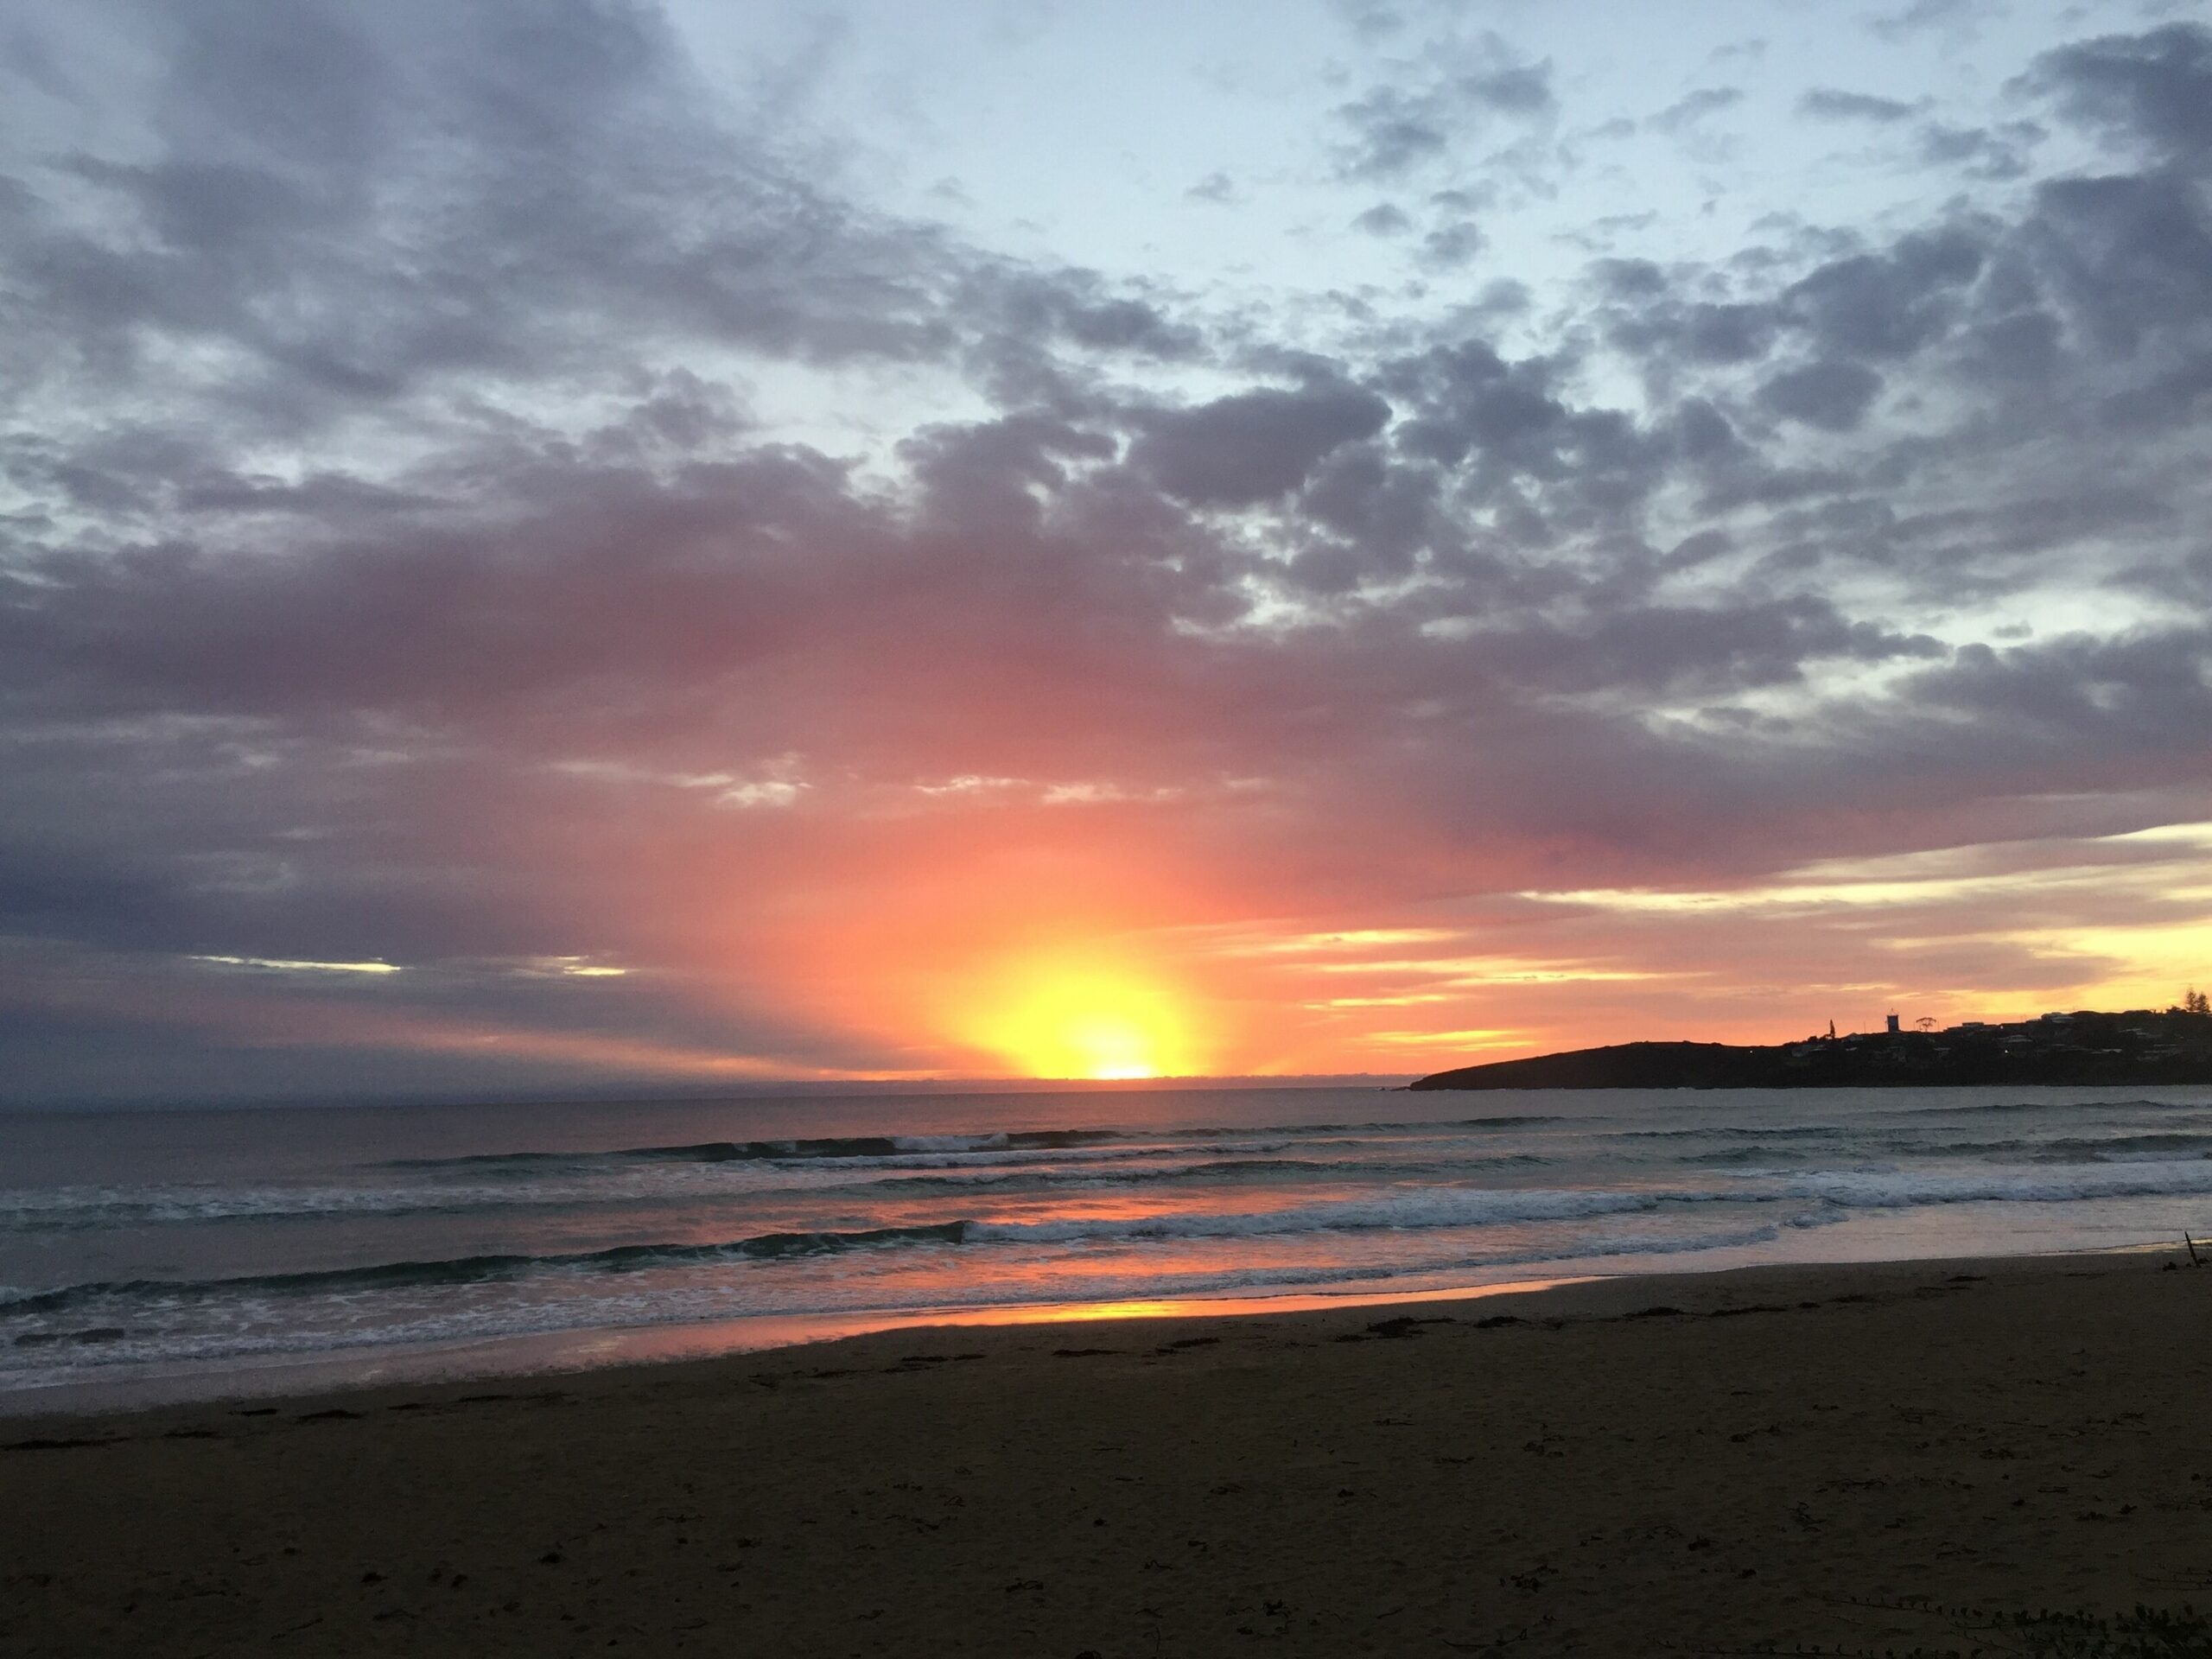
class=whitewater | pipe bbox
[5,1083,2211,1405]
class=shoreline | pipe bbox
[0,1271,1595,1421]
[6,1244,2208,1656]
[3,1236,2182,1421]
[2,1241,2187,1428]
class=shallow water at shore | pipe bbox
[6,1082,2211,1403]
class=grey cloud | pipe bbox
[2021,23,2212,162]
[1783,226,1986,359]
[1463,63,1554,118]
[1488,596,1945,699]
[1333,0,1408,41]
[1298,445,1441,569]
[2,0,969,442]
[2022,173,2212,355]
[1332,38,1554,180]
[1798,88,1920,123]
[968,269,1205,360]
[1896,488,2175,565]
[1868,0,1985,42]
[1419,222,1484,269]
[1381,343,1673,537]
[1758,360,1885,429]
[1673,399,1743,463]
[1335,87,1452,179]
[1916,121,2039,180]
[1906,627,2212,759]
[1129,384,1395,508]
[1681,305,1779,364]
[1595,218,1988,404]
[1592,259,1669,301]
[1951,308,2064,386]
[1386,342,1570,469]
[899,411,1118,529]
[1609,298,1783,367]
[1459,279,1534,324]
[1649,87,1744,134]
[1353,202,1414,236]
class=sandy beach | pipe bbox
[5,1249,2209,1657]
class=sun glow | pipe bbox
[970,957,1196,1080]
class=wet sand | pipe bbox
[5,1249,2209,1656]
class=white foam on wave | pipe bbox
[969,1154,2212,1246]
[17,1144,2211,1243]
[0,1169,785,1230]
[0,1140,1310,1230]
[966,1185,1676,1244]
[1782,1159,2212,1207]
[815,1140,1294,1173]
[0,1217,1802,1390]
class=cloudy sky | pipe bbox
[3,0,2210,1103]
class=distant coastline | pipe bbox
[1410,1007,2212,1090]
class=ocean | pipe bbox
[6,1083,2212,1409]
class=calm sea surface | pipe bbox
[6,1084,2212,1406]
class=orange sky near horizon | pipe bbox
[216,813,2205,1088]
[796,817,2212,1080]
[7,782,2208,1098]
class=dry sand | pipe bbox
[5,1250,2209,1656]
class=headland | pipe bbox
[1411,1005,2212,1090]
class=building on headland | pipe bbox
[1885,1012,1900,1033]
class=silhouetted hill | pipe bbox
[1409,1008,2212,1090]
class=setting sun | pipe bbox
[971,958,1196,1079]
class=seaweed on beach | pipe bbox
[1972,1606,2212,1658]
[1681,1601,2212,1657]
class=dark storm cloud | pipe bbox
[3,7,2212,1098]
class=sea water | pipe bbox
[5,1084,2211,1407]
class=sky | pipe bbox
[3,0,2211,1104]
